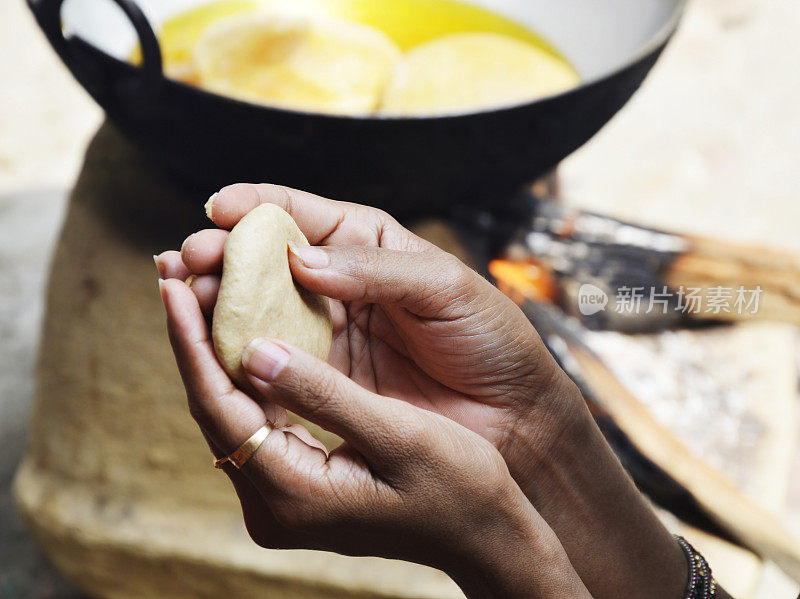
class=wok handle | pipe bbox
[27,0,163,105]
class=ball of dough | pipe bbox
[212,204,332,390]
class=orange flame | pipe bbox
[488,259,558,305]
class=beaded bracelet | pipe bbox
[675,536,717,599]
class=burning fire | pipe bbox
[488,258,559,305]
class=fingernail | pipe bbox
[185,275,197,288]
[158,278,166,300]
[153,254,166,279]
[243,339,290,382]
[288,241,329,269]
[205,192,218,221]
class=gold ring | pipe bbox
[214,423,273,470]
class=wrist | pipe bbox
[500,376,687,599]
[444,480,590,599]
[500,370,591,486]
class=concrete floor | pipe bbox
[0,190,84,598]
[1,0,800,596]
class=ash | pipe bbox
[585,329,766,496]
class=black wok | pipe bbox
[28,0,686,218]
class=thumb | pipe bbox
[242,337,424,472]
[288,242,480,318]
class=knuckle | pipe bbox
[404,415,433,447]
[359,204,394,230]
[372,208,398,233]
[187,402,210,430]
[437,252,472,289]
[371,206,392,221]
[351,203,405,248]
[338,246,384,300]
[271,184,295,209]
[483,463,517,506]
[438,437,513,505]
[359,249,388,297]
[468,441,513,494]
[186,393,222,432]
[409,251,474,314]
[393,413,437,462]
[360,246,385,277]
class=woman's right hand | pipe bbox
[159,277,589,599]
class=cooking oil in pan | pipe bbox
[142,0,579,115]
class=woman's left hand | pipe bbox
[159,278,588,599]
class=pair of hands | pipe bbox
[155,184,612,597]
